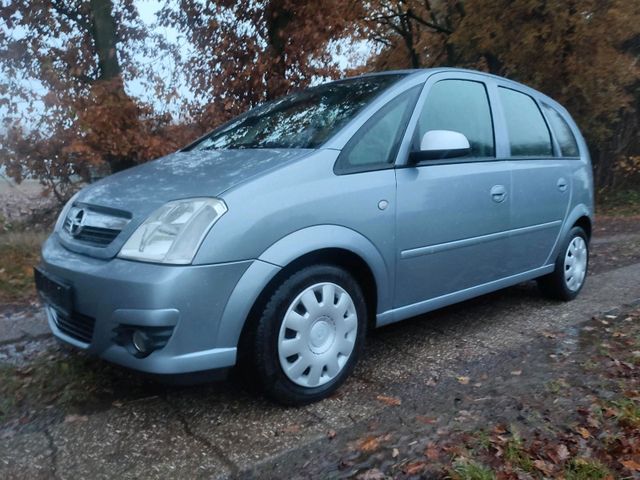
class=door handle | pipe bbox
[490,185,507,203]
[557,178,568,192]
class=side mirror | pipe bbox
[409,130,471,163]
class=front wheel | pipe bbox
[537,226,589,301]
[250,265,367,405]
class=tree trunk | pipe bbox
[89,0,121,80]
[88,0,137,173]
[265,1,293,100]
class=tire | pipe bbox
[249,264,367,405]
[537,226,589,301]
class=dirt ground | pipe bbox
[0,215,638,479]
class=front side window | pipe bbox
[189,75,406,151]
[336,86,421,173]
[416,79,495,158]
[541,104,580,157]
[499,87,552,157]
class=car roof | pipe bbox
[352,67,570,119]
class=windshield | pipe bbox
[189,75,406,150]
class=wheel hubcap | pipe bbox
[278,282,358,388]
[564,236,587,292]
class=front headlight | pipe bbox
[54,191,80,232]
[118,198,227,265]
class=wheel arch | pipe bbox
[217,225,392,360]
[546,204,593,265]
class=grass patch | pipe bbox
[449,458,496,480]
[503,434,534,472]
[564,458,611,480]
[0,231,46,304]
[597,188,640,216]
[610,398,640,428]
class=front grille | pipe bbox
[63,205,130,248]
[53,309,96,344]
[63,219,120,246]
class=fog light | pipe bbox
[132,330,152,355]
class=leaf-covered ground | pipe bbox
[289,306,640,480]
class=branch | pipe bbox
[406,9,453,35]
[50,0,91,31]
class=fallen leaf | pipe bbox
[510,370,522,376]
[376,395,401,406]
[358,436,380,453]
[457,376,470,385]
[577,427,591,439]
[403,461,426,475]
[493,425,507,434]
[425,444,439,460]
[392,447,399,458]
[542,331,557,339]
[557,444,570,461]
[327,429,337,440]
[64,414,88,423]
[416,415,437,424]
[282,424,301,434]
[356,468,385,480]
[621,459,640,471]
[533,459,554,475]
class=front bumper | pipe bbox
[39,234,254,375]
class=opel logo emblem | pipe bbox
[69,209,86,237]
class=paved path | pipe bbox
[1,231,639,479]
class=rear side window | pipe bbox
[499,87,552,157]
[336,85,421,173]
[416,80,495,157]
[541,104,580,157]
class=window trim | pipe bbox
[408,78,497,164]
[540,102,581,159]
[497,86,554,159]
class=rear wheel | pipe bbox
[538,226,589,301]
[250,265,367,405]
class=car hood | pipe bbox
[77,148,314,212]
[60,148,314,260]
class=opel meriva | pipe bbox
[36,68,593,404]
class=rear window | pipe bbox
[499,87,552,157]
[542,104,580,157]
[189,75,406,150]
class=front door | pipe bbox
[395,76,512,309]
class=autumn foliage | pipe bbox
[1,0,639,199]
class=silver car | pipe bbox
[35,68,593,404]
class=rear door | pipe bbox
[496,86,572,273]
[394,73,512,308]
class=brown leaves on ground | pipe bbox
[402,461,427,475]
[621,459,640,471]
[354,434,393,453]
[344,307,640,479]
[376,395,401,406]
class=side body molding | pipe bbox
[216,225,393,350]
